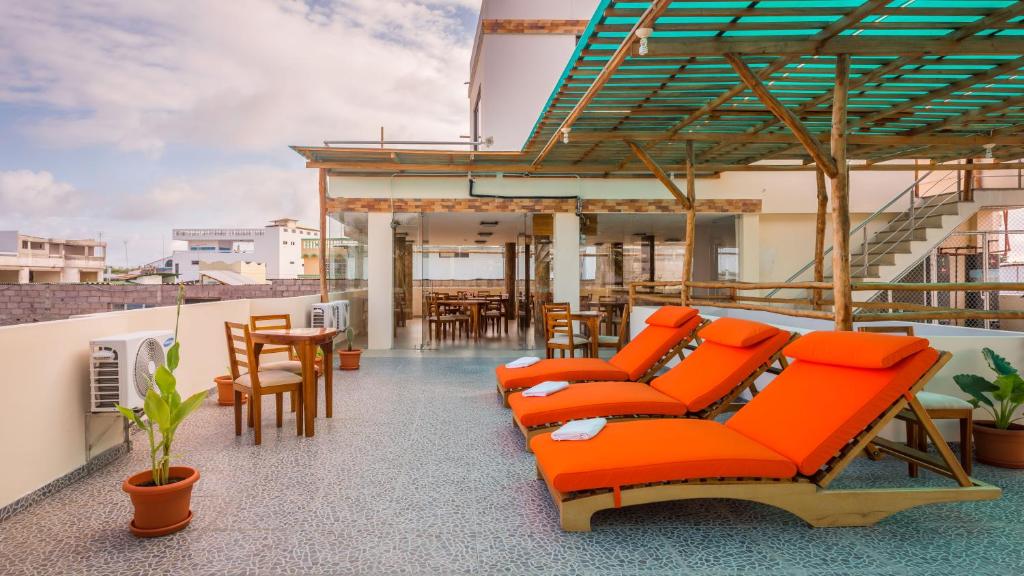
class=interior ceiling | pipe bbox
[391,211,726,247]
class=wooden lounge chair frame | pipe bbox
[536,351,1001,531]
[513,341,792,448]
[497,319,709,407]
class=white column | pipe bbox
[737,214,761,292]
[552,212,580,310]
[367,212,394,350]
[18,268,29,284]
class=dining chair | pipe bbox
[224,322,303,445]
[543,303,589,358]
[250,314,321,413]
[597,302,631,353]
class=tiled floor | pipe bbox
[1,355,1023,575]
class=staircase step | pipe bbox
[849,252,897,266]
[878,214,946,234]
[887,202,961,224]
[873,228,928,243]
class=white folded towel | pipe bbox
[505,356,541,369]
[551,418,607,441]
[522,381,569,397]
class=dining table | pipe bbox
[571,310,605,358]
[250,327,338,437]
[437,299,488,339]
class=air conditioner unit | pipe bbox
[311,301,350,331]
[89,330,175,412]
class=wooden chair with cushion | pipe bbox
[543,303,589,359]
[598,303,631,353]
[858,325,974,475]
[225,322,303,445]
[250,314,321,412]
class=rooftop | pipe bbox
[1,355,1021,575]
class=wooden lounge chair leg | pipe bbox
[961,412,973,475]
[276,393,283,428]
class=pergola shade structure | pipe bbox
[295,1,1024,330]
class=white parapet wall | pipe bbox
[0,294,320,510]
[632,305,1024,443]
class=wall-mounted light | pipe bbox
[636,27,653,56]
[561,127,571,144]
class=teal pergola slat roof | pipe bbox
[524,0,1024,172]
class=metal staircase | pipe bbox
[768,171,982,301]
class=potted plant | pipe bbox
[337,326,362,370]
[213,369,245,406]
[116,285,207,537]
[954,347,1024,468]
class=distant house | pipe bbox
[0,230,106,283]
[169,218,318,282]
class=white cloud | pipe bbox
[0,170,81,219]
[0,0,479,154]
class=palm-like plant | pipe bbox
[954,348,1024,430]
[116,285,207,485]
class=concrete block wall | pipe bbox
[0,279,321,326]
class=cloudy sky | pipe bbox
[0,0,480,266]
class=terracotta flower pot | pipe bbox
[973,421,1024,468]
[123,466,200,538]
[338,349,362,370]
[214,375,245,406]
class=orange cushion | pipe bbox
[609,315,702,380]
[495,358,628,392]
[645,306,699,328]
[784,330,928,369]
[508,381,686,427]
[726,346,940,476]
[532,419,797,493]
[652,330,791,412]
[699,317,779,347]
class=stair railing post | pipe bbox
[909,189,915,229]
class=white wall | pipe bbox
[552,213,581,309]
[0,294,319,510]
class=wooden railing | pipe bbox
[628,280,1024,324]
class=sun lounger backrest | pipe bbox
[725,331,938,476]
[651,318,789,412]
[608,306,700,380]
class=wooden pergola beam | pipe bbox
[682,140,696,306]
[643,36,1024,57]
[725,53,839,178]
[530,0,672,170]
[318,168,328,303]
[813,167,828,310]
[625,139,691,209]
[567,132,1024,147]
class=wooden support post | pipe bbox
[962,158,975,202]
[682,140,697,306]
[830,54,853,331]
[813,168,828,310]
[318,168,329,304]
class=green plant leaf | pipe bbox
[115,405,147,430]
[154,365,176,398]
[993,374,1020,402]
[953,374,997,408]
[166,341,180,373]
[144,388,171,430]
[983,347,1017,376]
[172,391,207,428]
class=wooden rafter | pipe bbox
[624,140,690,209]
[530,0,672,170]
[725,53,838,177]
[643,36,1024,57]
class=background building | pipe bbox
[0,231,106,284]
[170,218,318,282]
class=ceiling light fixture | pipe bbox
[561,127,571,144]
[636,27,653,56]
[984,143,996,159]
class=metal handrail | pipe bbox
[765,169,964,298]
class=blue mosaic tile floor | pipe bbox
[1,356,1023,575]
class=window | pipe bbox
[282,241,288,245]
[21,241,28,249]
[191,260,200,265]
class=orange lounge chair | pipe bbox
[531,331,1000,531]
[508,318,793,447]
[495,306,704,407]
